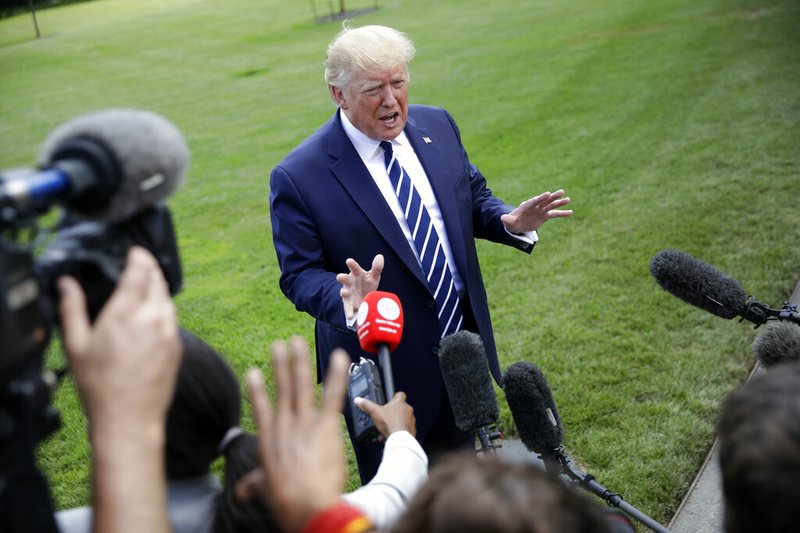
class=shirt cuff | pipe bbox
[504,227,538,246]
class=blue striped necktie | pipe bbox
[380,141,463,338]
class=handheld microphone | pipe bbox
[438,330,501,454]
[356,290,404,399]
[1,109,189,223]
[752,321,800,367]
[649,249,799,328]
[503,361,670,533]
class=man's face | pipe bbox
[331,64,409,141]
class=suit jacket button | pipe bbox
[427,300,436,309]
[432,346,439,355]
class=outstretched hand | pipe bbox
[500,189,573,234]
[355,391,417,439]
[243,337,350,532]
[336,254,384,322]
[58,246,180,533]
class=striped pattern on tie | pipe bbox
[380,141,463,338]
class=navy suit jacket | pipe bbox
[269,104,533,440]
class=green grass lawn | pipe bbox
[2,0,799,525]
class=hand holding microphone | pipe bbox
[354,391,417,440]
[348,290,404,441]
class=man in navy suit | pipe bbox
[269,24,572,483]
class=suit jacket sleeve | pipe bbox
[435,107,533,254]
[269,165,346,327]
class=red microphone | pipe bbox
[357,291,404,398]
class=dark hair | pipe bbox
[165,328,242,480]
[392,453,612,533]
[212,433,280,533]
[717,362,800,533]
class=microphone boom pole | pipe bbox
[553,450,670,533]
[503,361,671,532]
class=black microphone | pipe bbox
[438,330,501,454]
[753,321,800,367]
[649,249,799,327]
[1,109,188,223]
[503,361,671,533]
[502,361,562,474]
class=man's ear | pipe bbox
[329,85,347,109]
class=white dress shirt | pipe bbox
[339,110,537,292]
[340,110,467,293]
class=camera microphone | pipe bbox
[438,330,501,454]
[1,109,188,223]
[503,361,670,533]
[503,361,563,473]
[752,321,800,367]
[649,249,799,327]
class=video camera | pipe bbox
[0,109,187,532]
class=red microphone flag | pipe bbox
[357,291,404,353]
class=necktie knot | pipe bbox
[379,141,393,168]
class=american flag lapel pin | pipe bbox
[422,136,432,144]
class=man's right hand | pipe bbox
[336,254,384,323]
[354,391,417,439]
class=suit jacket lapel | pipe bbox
[326,113,429,288]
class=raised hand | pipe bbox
[500,189,573,234]
[336,254,384,322]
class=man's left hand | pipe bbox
[500,189,572,234]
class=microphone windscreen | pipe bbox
[649,249,746,320]
[39,109,189,223]
[438,331,499,433]
[753,321,800,367]
[357,291,404,352]
[503,361,563,453]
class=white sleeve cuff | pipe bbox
[504,227,539,246]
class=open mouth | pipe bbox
[381,112,399,124]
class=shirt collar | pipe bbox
[339,109,410,161]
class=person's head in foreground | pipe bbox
[391,453,615,533]
[717,361,800,533]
